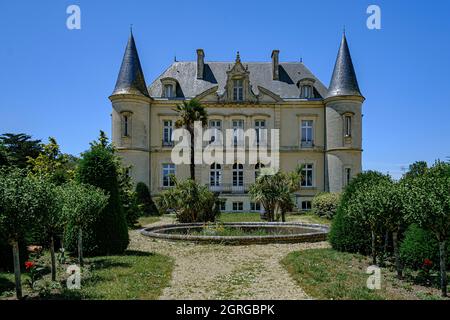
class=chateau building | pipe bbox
[109,32,364,212]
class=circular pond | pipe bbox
[140,222,329,245]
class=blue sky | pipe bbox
[0,0,449,178]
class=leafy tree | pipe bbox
[0,168,42,299]
[404,161,428,179]
[0,133,42,168]
[174,99,208,180]
[329,171,390,256]
[71,132,129,255]
[59,182,109,266]
[403,161,450,296]
[27,137,74,184]
[135,182,159,216]
[158,177,220,223]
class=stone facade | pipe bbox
[109,32,364,212]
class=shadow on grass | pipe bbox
[0,275,15,294]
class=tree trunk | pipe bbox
[439,240,447,297]
[11,240,22,299]
[189,127,195,181]
[78,229,83,267]
[371,230,377,265]
[393,230,402,279]
[50,235,56,281]
[281,210,286,222]
[60,236,65,263]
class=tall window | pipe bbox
[345,115,352,137]
[164,84,174,98]
[162,164,175,187]
[209,120,221,143]
[163,120,173,145]
[345,168,352,186]
[232,119,244,145]
[123,115,129,137]
[233,163,244,187]
[250,202,261,211]
[301,201,312,211]
[301,120,313,147]
[255,120,266,145]
[233,79,243,101]
[233,202,243,211]
[301,164,314,187]
[255,162,265,180]
[210,163,222,187]
[301,85,313,98]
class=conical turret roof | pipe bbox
[112,32,149,97]
[327,34,362,98]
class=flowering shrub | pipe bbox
[24,260,44,290]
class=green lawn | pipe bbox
[1,250,174,300]
[282,248,446,300]
[135,216,161,227]
[218,212,331,225]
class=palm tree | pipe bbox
[174,99,208,180]
[249,165,303,222]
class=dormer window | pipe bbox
[160,77,178,98]
[301,85,313,99]
[298,78,316,99]
[164,84,174,98]
[233,79,243,101]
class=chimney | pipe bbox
[271,50,279,80]
[197,49,205,79]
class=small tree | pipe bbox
[27,137,74,185]
[173,99,208,180]
[158,177,219,223]
[59,182,109,266]
[32,179,63,281]
[0,168,42,299]
[135,182,159,216]
[249,166,302,222]
[0,133,42,168]
[403,161,450,297]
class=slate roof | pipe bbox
[327,34,362,98]
[112,32,150,97]
[147,61,329,100]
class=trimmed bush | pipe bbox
[311,192,341,219]
[400,224,450,270]
[65,146,129,256]
[329,171,390,255]
[135,182,159,216]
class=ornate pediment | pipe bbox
[219,52,257,103]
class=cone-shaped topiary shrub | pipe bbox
[135,182,159,216]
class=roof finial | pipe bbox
[300,57,303,63]
[236,51,241,63]
[130,24,133,35]
[174,54,177,62]
[343,25,346,36]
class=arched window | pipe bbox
[301,85,313,98]
[255,162,265,180]
[233,163,244,186]
[210,163,222,187]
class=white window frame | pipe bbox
[209,119,222,143]
[301,85,313,98]
[301,200,312,211]
[162,163,175,187]
[210,163,222,187]
[232,163,244,187]
[255,119,266,145]
[233,79,243,101]
[301,163,314,187]
[163,120,173,145]
[233,201,244,211]
[301,120,314,147]
[164,84,174,98]
[232,119,244,146]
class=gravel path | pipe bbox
[129,216,329,300]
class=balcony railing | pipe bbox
[206,183,251,194]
